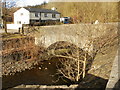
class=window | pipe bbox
[44,13,48,17]
[17,21,21,24]
[65,19,68,22]
[35,13,39,17]
[52,14,56,18]
[21,13,23,15]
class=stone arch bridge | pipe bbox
[34,23,118,53]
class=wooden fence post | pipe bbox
[18,27,20,33]
[22,26,24,35]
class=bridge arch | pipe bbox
[47,41,78,50]
[45,41,93,81]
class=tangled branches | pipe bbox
[46,41,92,82]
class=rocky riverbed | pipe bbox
[2,59,42,76]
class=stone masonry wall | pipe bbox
[34,23,118,54]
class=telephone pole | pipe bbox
[3,0,7,33]
[0,0,3,26]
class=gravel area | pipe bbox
[2,59,42,76]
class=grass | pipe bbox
[1,33,27,40]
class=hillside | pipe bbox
[3,2,119,24]
[44,2,119,23]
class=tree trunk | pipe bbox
[4,21,7,33]
[22,26,24,35]
[76,46,80,81]
[3,20,7,33]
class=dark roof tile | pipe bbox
[25,8,60,14]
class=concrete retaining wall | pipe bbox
[13,84,78,89]
[106,51,119,89]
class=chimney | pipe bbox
[51,7,56,11]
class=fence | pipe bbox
[7,24,22,30]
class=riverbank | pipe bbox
[3,37,118,89]
[2,23,118,89]
[1,34,45,76]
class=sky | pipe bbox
[16,0,49,7]
[3,0,49,7]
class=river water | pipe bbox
[2,57,108,89]
[2,57,72,89]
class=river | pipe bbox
[2,57,72,89]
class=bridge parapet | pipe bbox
[34,23,118,55]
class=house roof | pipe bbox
[25,8,60,14]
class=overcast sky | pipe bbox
[16,0,49,7]
[4,0,49,7]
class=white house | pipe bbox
[14,7,61,25]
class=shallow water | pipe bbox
[2,58,71,89]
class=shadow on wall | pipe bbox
[113,79,120,90]
[75,74,108,90]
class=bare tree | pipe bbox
[46,39,92,82]
[2,0,17,33]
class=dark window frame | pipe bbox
[35,13,39,17]
[21,13,23,15]
[52,13,56,18]
[44,13,48,17]
[17,21,21,24]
